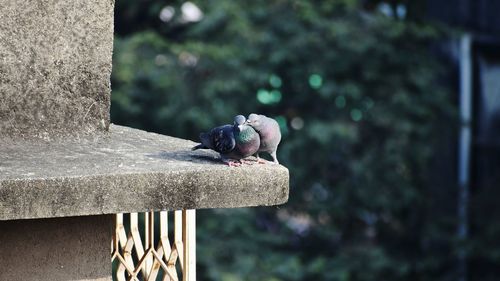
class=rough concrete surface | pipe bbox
[0,0,114,139]
[0,215,112,281]
[0,125,290,220]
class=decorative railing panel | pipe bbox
[112,210,196,281]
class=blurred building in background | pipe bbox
[429,1,500,280]
[429,0,500,186]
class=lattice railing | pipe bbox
[112,210,196,281]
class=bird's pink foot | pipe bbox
[224,160,242,167]
[240,159,255,165]
[256,158,268,164]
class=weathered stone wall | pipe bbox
[0,215,112,281]
[0,0,114,139]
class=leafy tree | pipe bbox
[112,1,457,280]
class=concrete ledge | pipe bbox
[0,125,289,220]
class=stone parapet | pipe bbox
[0,125,289,221]
[0,0,114,139]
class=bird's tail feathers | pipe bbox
[192,143,206,150]
[199,132,212,148]
[192,132,212,150]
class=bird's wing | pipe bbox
[212,125,236,154]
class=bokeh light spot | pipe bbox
[291,117,304,130]
[178,51,198,67]
[335,96,346,108]
[350,109,363,122]
[269,75,282,88]
[159,6,175,22]
[309,74,323,89]
[257,89,272,104]
[270,90,282,103]
[181,2,204,22]
[257,89,281,104]
[397,4,407,19]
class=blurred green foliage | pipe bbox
[112,0,459,280]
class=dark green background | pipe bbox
[111,1,500,280]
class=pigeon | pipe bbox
[192,115,261,166]
[245,113,281,164]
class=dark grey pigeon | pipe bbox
[192,115,260,166]
[245,113,282,164]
